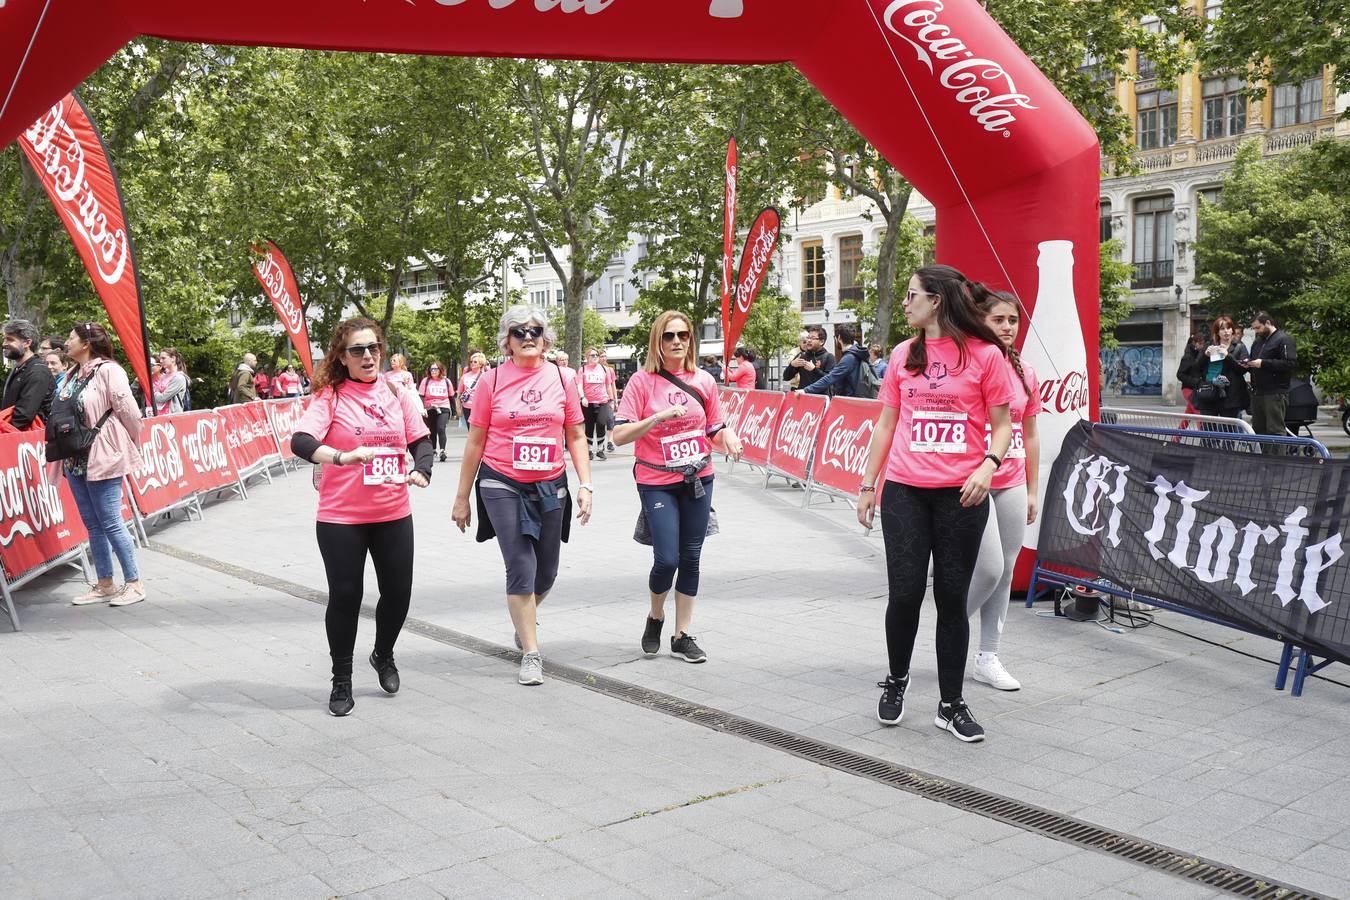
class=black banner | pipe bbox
[1040,422,1350,664]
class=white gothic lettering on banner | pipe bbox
[0,442,70,546]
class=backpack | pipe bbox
[45,363,113,461]
[853,348,881,399]
[181,378,192,412]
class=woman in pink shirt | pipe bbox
[58,322,147,608]
[965,291,1040,693]
[452,306,592,687]
[724,346,757,390]
[579,346,617,460]
[291,318,433,716]
[456,351,487,429]
[419,360,454,463]
[856,266,1014,743]
[384,353,417,395]
[276,364,303,398]
[614,311,743,664]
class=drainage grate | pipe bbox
[150,541,1325,900]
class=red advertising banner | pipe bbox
[718,387,747,434]
[18,94,153,402]
[126,411,237,515]
[810,397,879,498]
[768,392,827,481]
[734,390,785,469]
[218,403,280,474]
[264,398,306,461]
[0,433,89,581]
[720,136,737,358]
[251,241,315,378]
[725,206,780,360]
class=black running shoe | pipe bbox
[596,450,607,460]
[588,450,595,460]
[369,651,399,694]
[935,699,986,743]
[876,674,908,726]
[329,680,354,717]
[641,616,664,655]
[670,632,706,663]
[439,451,447,462]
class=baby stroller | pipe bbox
[1283,379,1319,438]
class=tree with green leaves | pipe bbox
[1200,0,1350,111]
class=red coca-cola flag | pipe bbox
[725,207,780,363]
[720,137,737,357]
[0,433,89,582]
[768,392,827,482]
[251,241,315,378]
[810,397,879,498]
[733,390,784,469]
[17,94,153,402]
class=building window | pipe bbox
[1202,76,1246,140]
[701,322,721,342]
[1136,17,1161,80]
[1204,0,1222,19]
[611,281,625,311]
[555,289,564,306]
[922,225,937,266]
[800,242,825,311]
[1099,201,1113,243]
[1272,75,1323,128]
[1196,187,1222,239]
[529,288,550,307]
[529,251,546,266]
[1132,195,1175,289]
[1136,88,1178,149]
[838,235,864,303]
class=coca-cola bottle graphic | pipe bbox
[1020,239,1089,550]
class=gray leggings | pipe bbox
[965,484,1028,655]
[480,484,565,596]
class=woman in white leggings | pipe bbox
[966,290,1040,691]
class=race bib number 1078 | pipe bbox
[909,410,968,454]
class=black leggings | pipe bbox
[583,402,610,442]
[641,479,713,596]
[426,408,451,451]
[316,516,414,677]
[880,482,988,703]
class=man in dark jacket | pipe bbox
[2,319,55,430]
[784,324,834,391]
[802,323,867,397]
[1177,330,1205,410]
[1243,311,1297,436]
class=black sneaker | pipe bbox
[328,680,354,717]
[588,450,595,460]
[641,616,664,655]
[876,674,908,726]
[935,699,986,743]
[369,651,399,694]
[439,451,447,462]
[670,632,706,663]
[596,450,607,460]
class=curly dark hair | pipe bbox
[312,317,384,392]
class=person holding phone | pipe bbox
[291,317,433,717]
[1182,315,1249,419]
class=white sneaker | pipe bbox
[518,651,544,686]
[972,654,1020,691]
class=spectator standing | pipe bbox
[725,347,757,390]
[45,350,75,391]
[1177,331,1206,413]
[699,355,723,383]
[803,323,868,397]
[1243,312,1297,436]
[783,325,834,391]
[57,322,147,607]
[870,343,888,379]
[253,367,272,401]
[229,353,259,402]
[1182,317,1248,419]
[2,318,55,430]
[150,348,189,415]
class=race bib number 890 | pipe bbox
[909,410,968,454]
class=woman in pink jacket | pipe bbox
[62,322,147,607]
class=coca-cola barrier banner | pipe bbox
[811,397,877,498]
[734,390,785,470]
[0,433,89,581]
[252,241,316,378]
[16,93,154,402]
[127,410,240,517]
[770,393,828,482]
[1040,423,1350,665]
[718,388,747,435]
[218,403,282,475]
[265,398,308,462]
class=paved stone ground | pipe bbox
[2,427,1347,899]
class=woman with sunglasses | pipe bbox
[579,346,616,460]
[456,351,488,429]
[856,267,1014,743]
[613,312,743,663]
[452,306,591,687]
[419,360,454,462]
[291,318,433,717]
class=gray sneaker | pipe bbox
[518,651,544,686]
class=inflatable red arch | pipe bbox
[1,0,1098,554]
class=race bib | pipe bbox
[985,423,1026,459]
[660,429,711,468]
[513,436,560,471]
[363,449,407,485]
[585,370,605,383]
[908,410,968,454]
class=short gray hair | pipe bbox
[2,319,38,348]
[497,304,555,356]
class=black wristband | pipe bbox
[984,452,1002,468]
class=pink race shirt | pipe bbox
[580,362,615,404]
[296,378,430,525]
[469,360,583,483]
[726,363,755,390]
[384,369,416,394]
[277,372,302,395]
[616,368,725,487]
[420,376,452,407]
[459,369,484,407]
[991,360,1041,491]
[877,336,1016,489]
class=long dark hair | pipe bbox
[903,265,1007,377]
[72,321,114,361]
[976,290,1032,398]
[313,317,384,392]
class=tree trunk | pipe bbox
[873,185,913,345]
[458,310,469,371]
[564,258,588,363]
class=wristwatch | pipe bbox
[983,452,1003,468]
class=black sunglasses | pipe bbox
[510,325,545,341]
[662,330,691,342]
[344,342,383,358]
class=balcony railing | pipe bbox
[1131,259,1174,290]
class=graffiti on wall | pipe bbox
[1100,344,1162,396]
